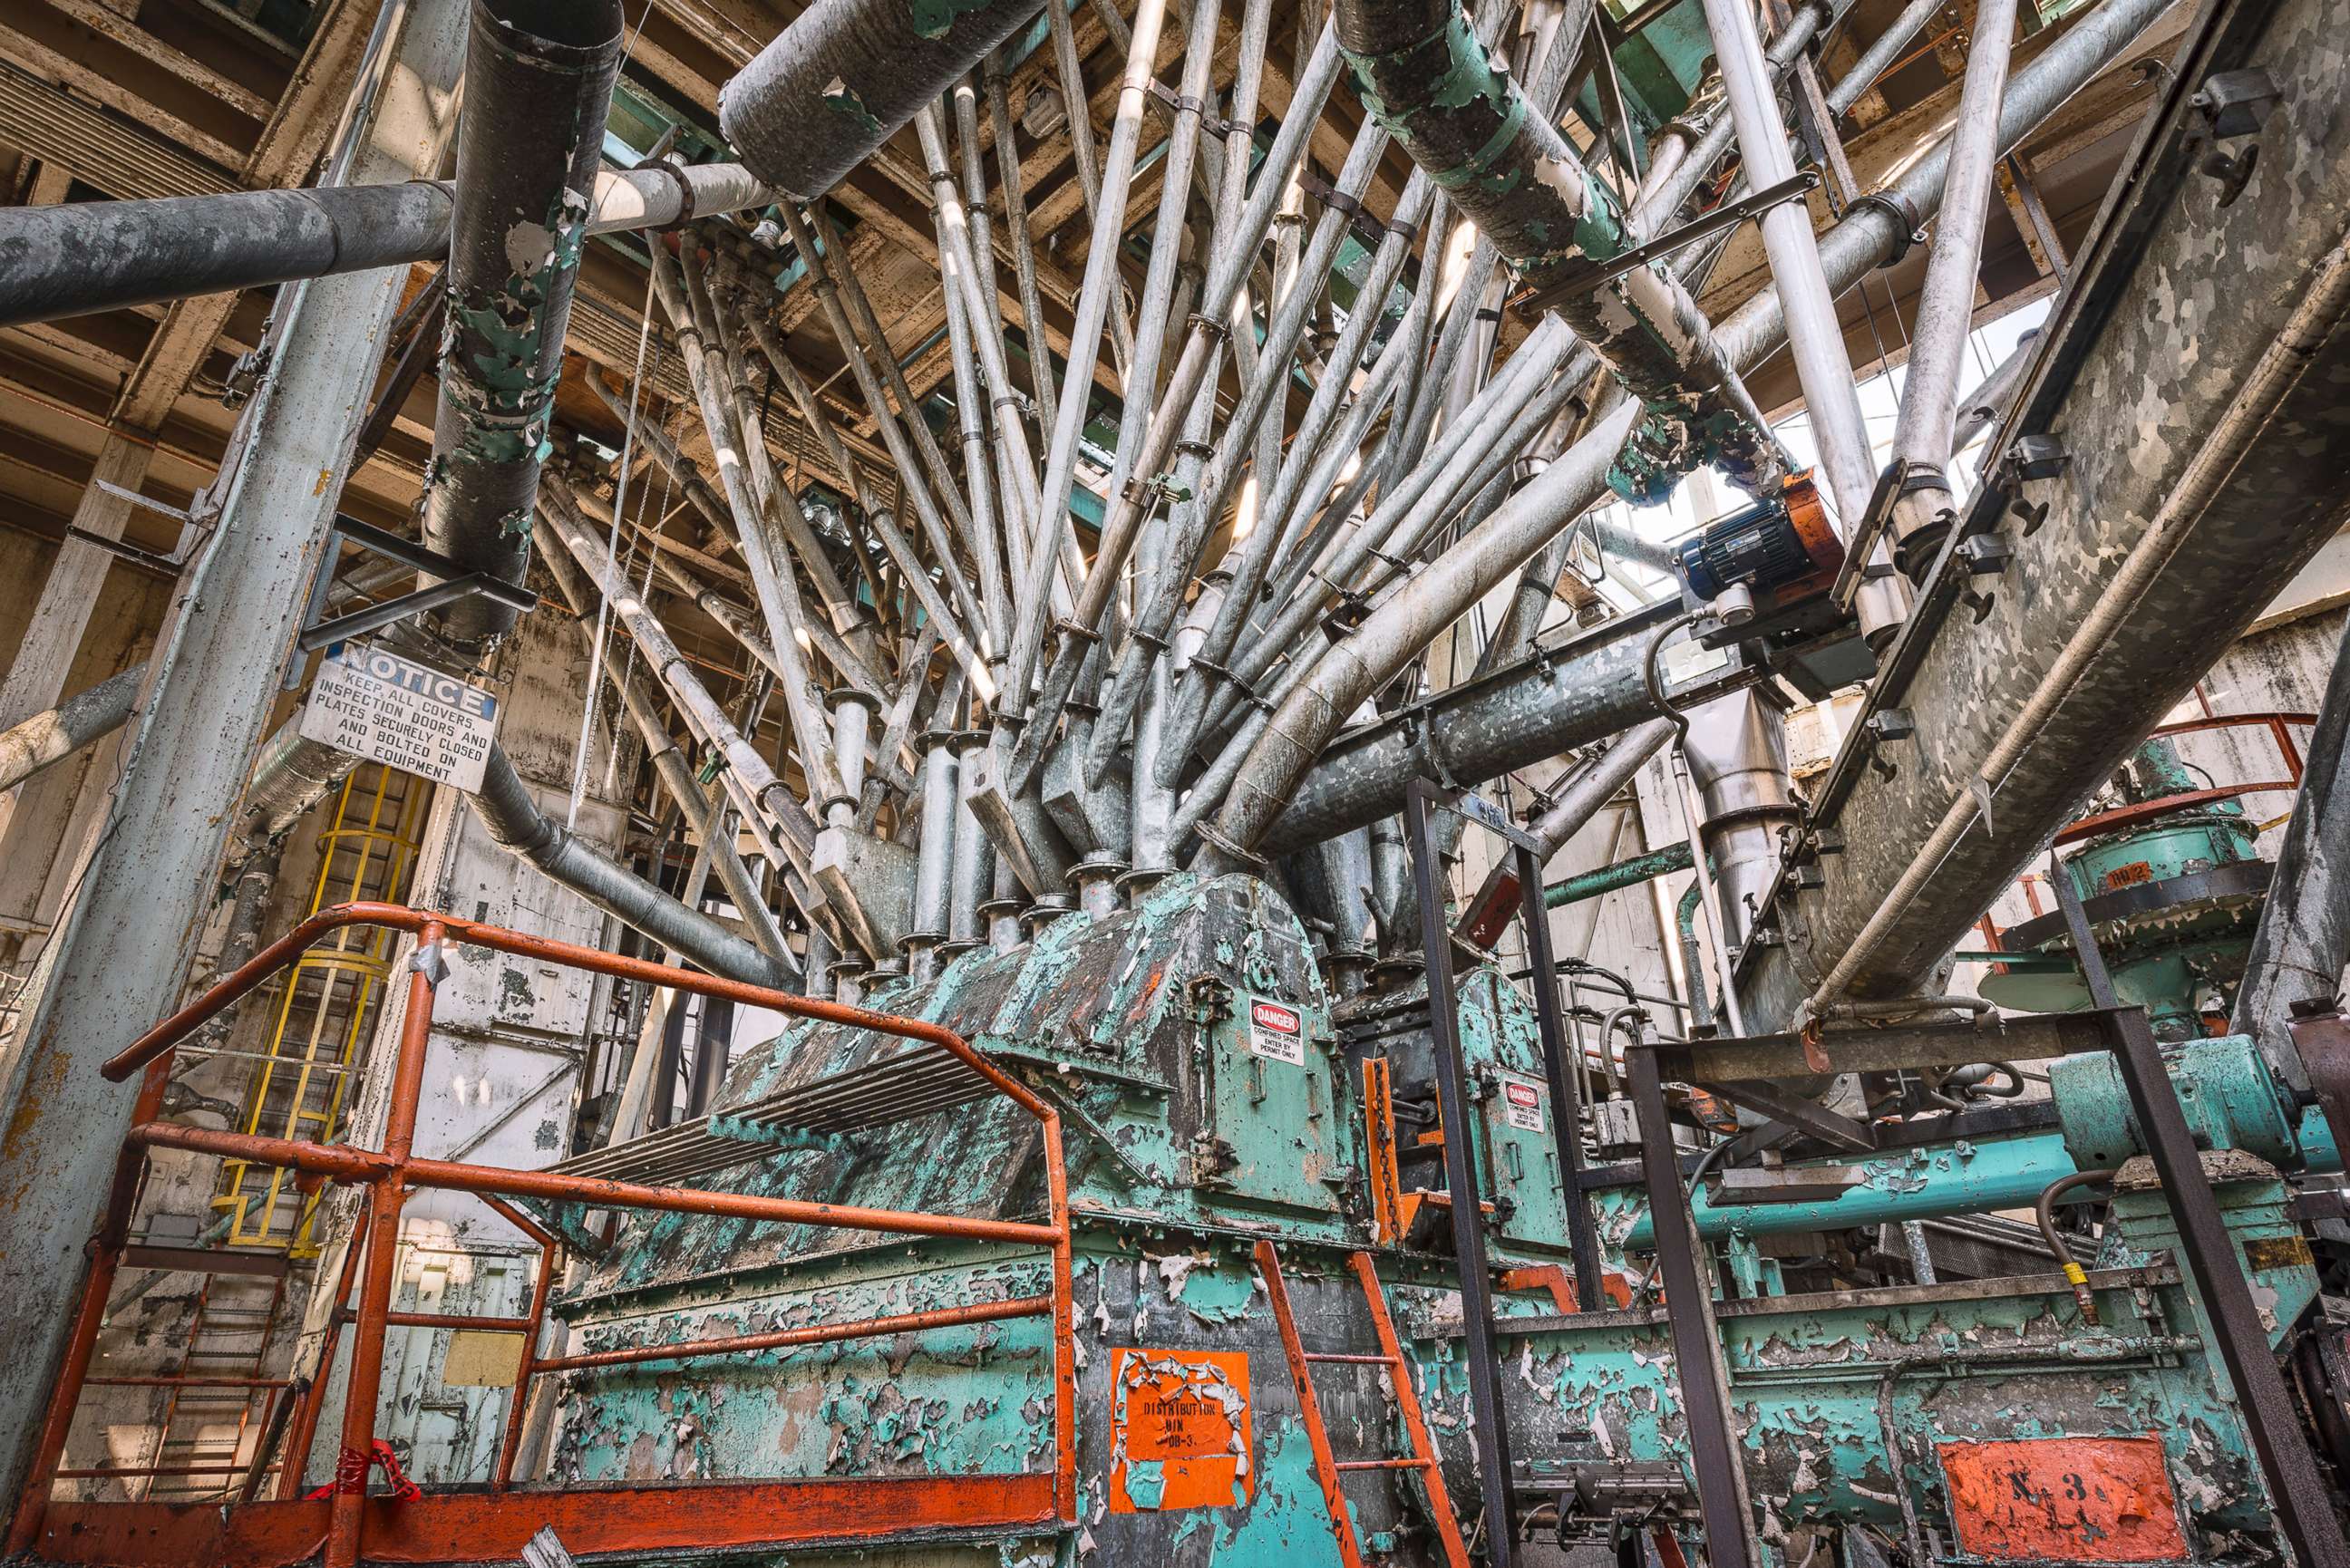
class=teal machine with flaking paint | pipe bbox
[534,748,2348,1567]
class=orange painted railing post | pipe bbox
[3,1054,173,1556]
[325,922,442,1568]
[45,904,1080,1563]
[485,1196,558,1490]
[277,1226,367,1500]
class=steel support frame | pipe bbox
[11,903,1078,1566]
[1513,840,1607,1304]
[1623,1042,1755,1568]
[1401,782,1519,1564]
[2048,862,2350,1568]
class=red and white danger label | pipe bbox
[1501,1075,1546,1133]
[1246,997,1306,1065]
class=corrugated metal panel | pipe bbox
[0,61,234,201]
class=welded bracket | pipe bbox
[288,515,542,674]
[1513,173,1820,315]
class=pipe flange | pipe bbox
[1190,820,1267,872]
[635,157,702,231]
[1852,189,1926,267]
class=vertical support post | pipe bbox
[1042,1112,1077,1525]
[485,1197,558,1489]
[2050,862,2350,1568]
[325,923,442,1568]
[0,1,467,1505]
[1514,842,1603,1306]
[3,1054,170,1554]
[1402,784,1516,1565]
[276,1231,367,1500]
[1624,1041,1753,1568]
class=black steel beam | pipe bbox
[1516,841,1606,1305]
[1403,783,1518,1565]
[1625,1041,1754,1568]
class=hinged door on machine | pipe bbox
[1190,975,1351,1214]
[1459,969,1576,1249]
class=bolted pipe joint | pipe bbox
[721,0,1049,200]
[1335,0,1780,499]
[422,0,625,650]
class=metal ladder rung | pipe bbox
[1253,1242,1473,1568]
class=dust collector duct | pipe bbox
[719,0,1047,200]
[420,0,625,647]
[476,743,795,990]
[0,169,772,333]
[1334,0,1776,493]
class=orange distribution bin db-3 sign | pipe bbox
[1109,1349,1253,1512]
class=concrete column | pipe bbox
[0,0,468,1511]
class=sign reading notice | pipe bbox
[298,642,499,792]
[1244,997,1306,1066]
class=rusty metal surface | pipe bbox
[1751,0,2350,1017]
[1938,1437,2190,1563]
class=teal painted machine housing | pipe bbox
[1331,966,1578,1257]
[531,866,2335,1565]
[2053,1034,2304,1170]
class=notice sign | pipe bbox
[1109,1349,1252,1512]
[298,642,499,792]
[1500,1074,1548,1134]
[1245,997,1306,1066]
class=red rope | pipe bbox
[304,1440,422,1502]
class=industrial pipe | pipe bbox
[0,663,141,797]
[1456,715,1677,947]
[719,0,1047,201]
[1254,607,1742,857]
[1335,0,1778,497]
[474,743,794,990]
[1549,840,1696,908]
[0,165,772,332]
[1886,0,2020,574]
[1696,0,1905,646]
[420,0,625,646]
[1200,0,2176,866]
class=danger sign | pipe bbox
[1245,997,1305,1066]
[1109,1349,1253,1512]
[298,641,499,792]
[1501,1074,1547,1134]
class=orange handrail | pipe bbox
[17,904,1077,1567]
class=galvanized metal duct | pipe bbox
[1255,607,1740,857]
[474,742,796,989]
[1762,0,2350,1021]
[420,0,624,647]
[1201,0,2177,869]
[719,0,1047,200]
[1334,0,1778,498]
[0,163,772,333]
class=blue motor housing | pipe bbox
[1677,496,1812,601]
